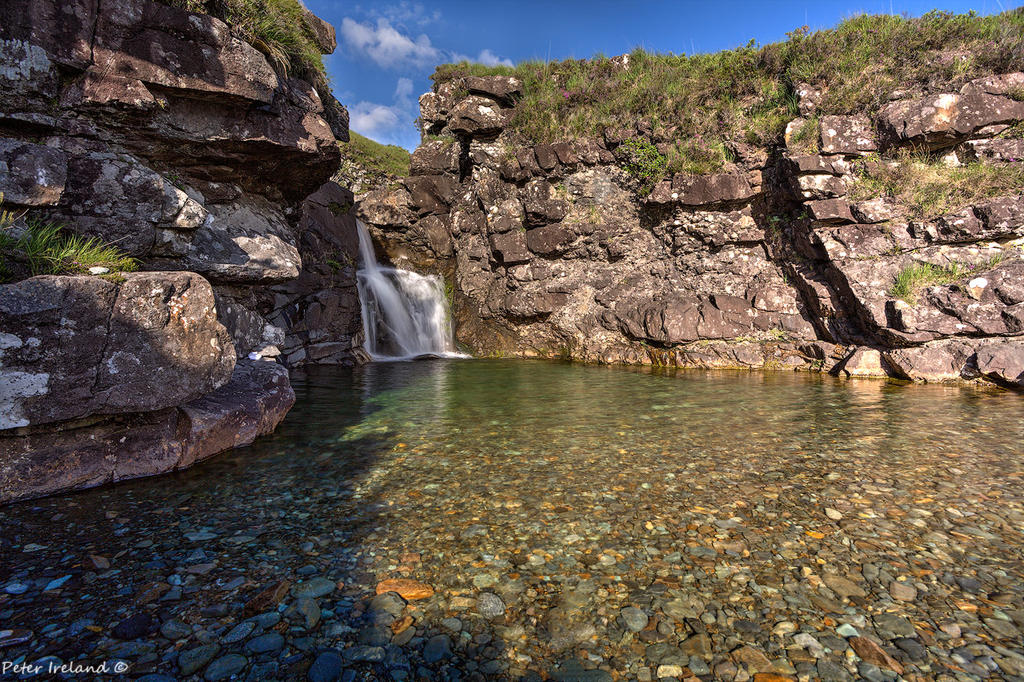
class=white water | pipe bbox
[355,221,464,361]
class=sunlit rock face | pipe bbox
[362,73,1024,388]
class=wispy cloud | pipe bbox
[340,17,439,68]
[450,48,514,67]
[348,78,419,143]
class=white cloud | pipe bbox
[379,2,441,27]
[349,101,401,135]
[348,77,418,141]
[476,49,514,68]
[450,48,514,68]
[340,17,439,68]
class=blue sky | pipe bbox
[308,0,1012,151]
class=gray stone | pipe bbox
[620,606,648,632]
[477,593,505,619]
[308,651,343,682]
[204,654,247,681]
[422,635,451,663]
[179,644,220,676]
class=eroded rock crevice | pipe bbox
[360,73,1024,388]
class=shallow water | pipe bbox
[2,361,1024,680]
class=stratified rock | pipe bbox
[878,73,1024,149]
[449,95,510,137]
[0,139,66,206]
[0,272,234,429]
[0,358,293,503]
[176,359,295,469]
[489,231,532,265]
[463,76,522,106]
[410,140,461,176]
[975,341,1024,389]
[883,341,975,382]
[181,196,300,283]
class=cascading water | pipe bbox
[356,221,464,361]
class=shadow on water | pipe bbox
[1,360,1023,681]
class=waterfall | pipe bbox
[355,221,464,361]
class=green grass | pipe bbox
[1,201,138,283]
[157,0,326,82]
[888,259,1003,303]
[432,9,1024,176]
[340,131,411,177]
[851,149,1024,219]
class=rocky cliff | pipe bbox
[0,0,363,502]
[359,12,1024,390]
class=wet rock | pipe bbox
[888,580,917,602]
[374,579,433,601]
[308,650,343,682]
[293,577,337,599]
[422,635,451,663]
[204,654,248,681]
[245,632,284,654]
[849,637,904,674]
[112,613,154,640]
[179,644,220,676]
[619,606,648,632]
[478,592,505,618]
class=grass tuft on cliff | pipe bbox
[158,0,326,81]
[341,131,411,178]
[890,261,971,303]
[433,9,1024,173]
[0,200,138,283]
[851,150,1024,219]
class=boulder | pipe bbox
[0,359,293,503]
[448,96,510,137]
[180,196,301,283]
[884,341,975,382]
[0,272,235,430]
[806,198,854,224]
[358,188,414,228]
[49,151,205,257]
[670,173,756,206]
[404,175,456,216]
[489,231,531,265]
[877,74,1024,149]
[975,341,1024,389]
[521,179,568,226]
[410,140,460,176]
[819,115,877,155]
[176,359,295,468]
[0,139,66,206]
[463,76,522,106]
[527,223,576,256]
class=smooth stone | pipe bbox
[440,618,462,632]
[308,651,343,682]
[478,593,505,619]
[179,644,219,676]
[159,620,192,641]
[245,632,284,654]
[204,654,247,681]
[422,635,451,663]
[344,645,385,662]
[836,623,859,638]
[293,577,336,599]
[889,581,917,601]
[621,606,648,632]
[222,621,256,644]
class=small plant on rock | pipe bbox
[0,200,138,283]
[617,137,667,196]
[889,261,970,304]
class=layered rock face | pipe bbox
[360,73,1024,389]
[0,0,360,501]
